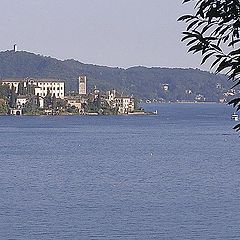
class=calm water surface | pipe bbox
[0,104,239,240]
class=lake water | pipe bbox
[0,103,239,240]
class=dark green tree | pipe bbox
[178,0,240,130]
[52,94,57,110]
[36,93,40,107]
[44,89,52,108]
[9,84,17,108]
[0,84,10,99]
[17,82,25,95]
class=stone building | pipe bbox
[0,78,65,99]
[106,89,135,114]
[79,76,87,95]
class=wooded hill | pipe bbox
[0,50,233,101]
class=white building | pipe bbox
[116,96,135,114]
[162,83,169,91]
[65,96,83,110]
[39,96,44,108]
[79,76,87,95]
[34,79,65,99]
[0,78,65,99]
[106,89,135,114]
[16,95,28,107]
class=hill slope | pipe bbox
[0,50,232,101]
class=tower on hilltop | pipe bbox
[13,44,17,52]
[79,76,87,95]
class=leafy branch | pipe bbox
[179,0,240,130]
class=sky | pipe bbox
[0,0,206,70]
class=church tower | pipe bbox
[78,76,87,95]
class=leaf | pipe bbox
[188,44,202,53]
[196,8,204,18]
[233,124,240,131]
[201,24,213,34]
[216,59,230,73]
[210,44,222,52]
[229,48,240,56]
[210,56,222,69]
[228,98,240,107]
[219,26,231,36]
[187,20,199,31]
[228,39,240,47]
[187,39,198,46]
[177,15,195,22]
[181,35,194,42]
[201,52,215,64]
[181,32,198,41]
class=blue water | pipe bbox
[0,103,239,240]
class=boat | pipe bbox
[231,113,239,121]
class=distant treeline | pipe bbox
[0,50,233,101]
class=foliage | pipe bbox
[87,99,100,113]
[9,85,17,108]
[66,105,79,114]
[0,84,10,99]
[178,0,240,130]
[0,50,233,102]
[0,100,8,114]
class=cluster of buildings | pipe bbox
[144,82,239,104]
[67,77,135,115]
[0,76,136,115]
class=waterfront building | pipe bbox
[106,89,135,114]
[0,78,65,99]
[16,95,28,107]
[116,96,135,114]
[65,96,85,112]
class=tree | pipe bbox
[44,89,52,108]
[0,84,10,99]
[178,0,240,130]
[9,84,17,108]
[17,81,25,95]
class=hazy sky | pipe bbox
[0,0,205,69]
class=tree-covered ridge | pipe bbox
[0,50,233,102]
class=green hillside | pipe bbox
[0,50,233,101]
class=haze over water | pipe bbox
[0,104,239,239]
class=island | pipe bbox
[0,77,147,116]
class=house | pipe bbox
[115,96,135,114]
[162,84,169,91]
[106,90,135,114]
[16,95,28,107]
[195,94,206,102]
[65,96,84,111]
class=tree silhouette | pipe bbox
[178,0,240,130]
